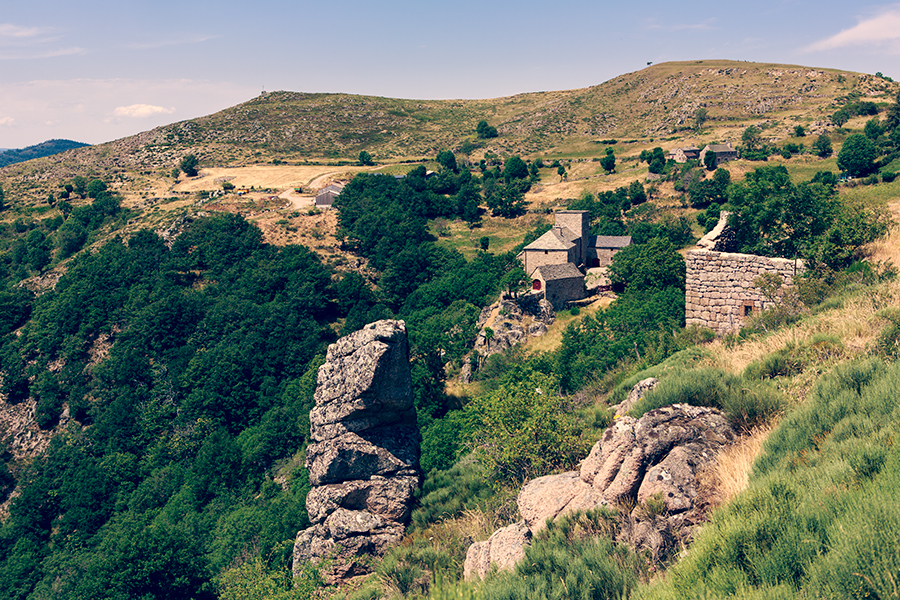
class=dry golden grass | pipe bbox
[525,297,614,354]
[706,425,773,506]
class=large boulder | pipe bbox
[466,398,738,575]
[463,521,530,581]
[293,321,420,584]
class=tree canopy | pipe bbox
[837,134,877,177]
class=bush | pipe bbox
[466,369,591,484]
[631,367,784,430]
[412,457,494,529]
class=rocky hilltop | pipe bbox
[293,320,420,583]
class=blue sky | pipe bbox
[1,1,899,148]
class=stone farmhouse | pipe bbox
[667,146,701,163]
[315,183,344,208]
[699,143,738,167]
[520,211,632,309]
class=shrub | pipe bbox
[466,369,591,484]
[631,367,784,430]
[412,457,494,529]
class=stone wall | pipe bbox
[685,249,803,334]
[524,248,574,276]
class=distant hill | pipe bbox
[0,60,896,207]
[0,139,89,167]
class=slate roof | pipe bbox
[705,144,736,153]
[534,262,584,281]
[523,226,578,251]
[590,235,632,249]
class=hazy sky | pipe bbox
[2,1,899,148]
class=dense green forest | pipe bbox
[0,140,90,169]
[0,147,893,600]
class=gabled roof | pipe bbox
[523,227,578,251]
[590,235,632,249]
[704,144,736,153]
[533,262,584,281]
[317,183,344,196]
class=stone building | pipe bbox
[588,235,632,268]
[531,263,586,310]
[667,146,701,163]
[685,250,804,334]
[519,211,631,308]
[521,210,590,274]
[699,143,737,167]
[315,183,344,208]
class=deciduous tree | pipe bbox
[837,134,877,177]
[180,154,199,177]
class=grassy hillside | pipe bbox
[0,60,894,210]
[1,58,899,600]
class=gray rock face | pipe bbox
[468,402,737,574]
[293,320,420,584]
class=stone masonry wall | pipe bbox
[685,249,803,335]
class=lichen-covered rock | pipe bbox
[293,320,420,584]
[305,476,419,524]
[613,377,658,417]
[467,403,738,574]
[463,521,531,581]
[305,425,420,486]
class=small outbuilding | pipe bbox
[315,183,344,208]
[531,263,586,310]
[587,235,632,268]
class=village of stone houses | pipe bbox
[1,63,900,600]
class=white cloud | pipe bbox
[0,78,255,146]
[0,116,15,126]
[112,104,176,119]
[0,23,47,39]
[127,34,221,50]
[644,18,717,32]
[807,6,900,52]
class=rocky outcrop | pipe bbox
[465,396,737,579]
[460,297,555,383]
[293,320,420,583]
[463,521,530,581]
[612,377,658,417]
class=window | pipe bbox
[532,280,542,291]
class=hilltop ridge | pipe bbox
[0,60,894,208]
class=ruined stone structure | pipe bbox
[293,320,420,583]
[685,249,803,335]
